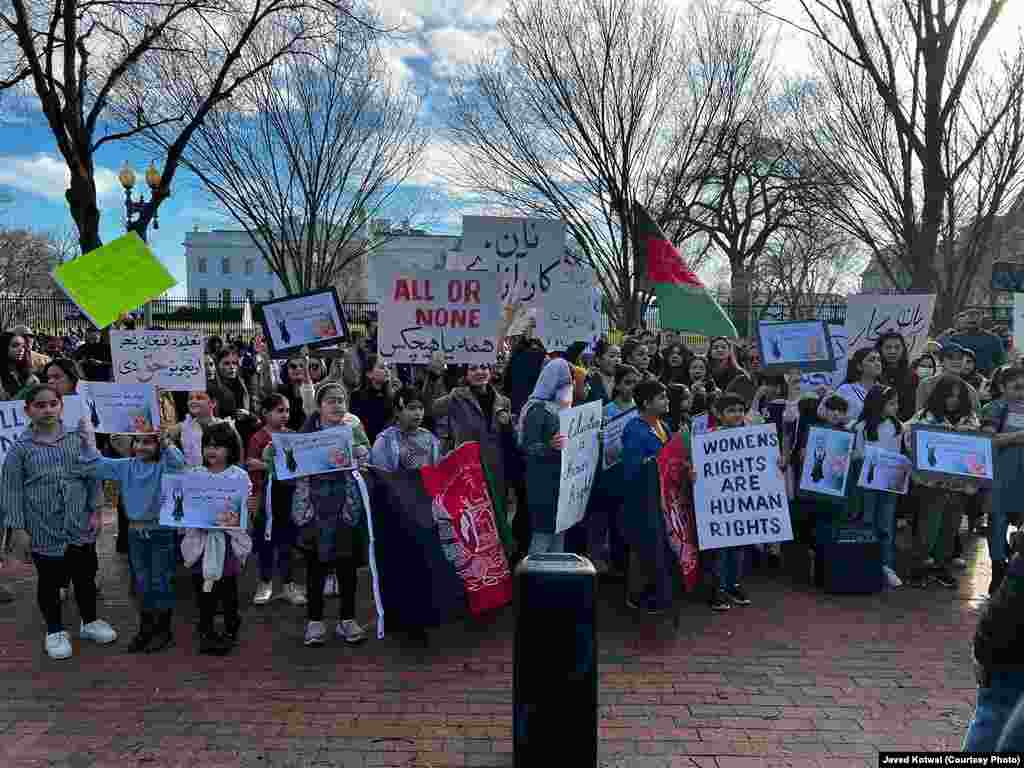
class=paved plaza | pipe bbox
[0,515,985,768]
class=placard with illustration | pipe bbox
[271,426,355,480]
[910,426,994,486]
[799,426,854,498]
[258,288,348,358]
[159,472,250,530]
[757,320,834,373]
[857,445,912,495]
[77,382,160,435]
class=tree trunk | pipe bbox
[65,172,102,254]
[730,259,753,340]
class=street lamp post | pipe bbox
[118,161,164,328]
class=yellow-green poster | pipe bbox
[52,233,177,329]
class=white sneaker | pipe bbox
[79,619,117,645]
[953,557,967,569]
[45,631,72,660]
[253,581,274,605]
[59,587,68,602]
[283,582,307,606]
[336,619,367,645]
[883,566,903,588]
[323,574,338,597]
[304,620,326,647]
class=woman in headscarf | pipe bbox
[519,358,574,554]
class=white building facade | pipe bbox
[185,222,461,304]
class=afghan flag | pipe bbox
[657,433,701,592]
[634,202,737,337]
[373,442,513,626]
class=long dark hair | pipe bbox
[611,363,641,400]
[42,358,82,393]
[844,348,878,385]
[359,353,391,395]
[923,374,972,424]
[202,421,243,467]
[0,332,32,393]
[660,344,690,384]
[857,385,902,442]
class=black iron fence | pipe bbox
[0,294,1013,338]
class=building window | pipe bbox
[245,289,255,303]
[222,289,231,304]
[199,288,208,308]
[222,257,231,274]
[268,290,275,300]
[197,256,207,274]
[244,259,254,275]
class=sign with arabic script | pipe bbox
[159,471,250,530]
[845,293,936,358]
[110,331,206,391]
[456,216,598,352]
[378,266,499,364]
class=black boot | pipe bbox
[128,612,155,653]
[989,560,1008,595]
[147,610,175,653]
[198,630,232,656]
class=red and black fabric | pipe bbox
[657,434,701,592]
[421,442,513,617]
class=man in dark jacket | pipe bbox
[964,531,1024,751]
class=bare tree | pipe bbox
[754,0,1024,329]
[757,212,865,316]
[135,26,427,295]
[0,0,367,255]
[446,0,696,329]
[0,228,64,328]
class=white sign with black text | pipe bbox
[555,401,603,534]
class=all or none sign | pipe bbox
[377,265,499,365]
[555,401,603,534]
[691,424,793,551]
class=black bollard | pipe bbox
[513,553,598,768]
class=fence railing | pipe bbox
[0,294,1013,338]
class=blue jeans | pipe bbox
[861,490,897,570]
[713,546,746,588]
[127,528,178,612]
[964,670,1024,752]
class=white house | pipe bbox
[185,220,461,304]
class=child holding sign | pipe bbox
[77,418,186,652]
[707,393,755,612]
[1,384,118,660]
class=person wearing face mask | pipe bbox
[518,359,574,554]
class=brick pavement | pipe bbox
[0,517,989,768]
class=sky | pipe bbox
[0,0,1021,297]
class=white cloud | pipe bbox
[0,153,121,206]
[426,26,503,78]
[370,0,505,28]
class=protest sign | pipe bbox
[602,407,638,469]
[800,324,848,393]
[258,288,348,358]
[377,266,499,364]
[271,425,355,480]
[159,472,250,530]
[1014,293,1024,353]
[858,445,912,495]
[110,331,206,391]
[77,382,160,434]
[691,424,792,550]
[0,397,81,465]
[458,216,598,352]
[555,401,602,534]
[757,320,834,373]
[51,233,177,329]
[799,426,854,497]
[845,293,936,358]
[910,425,994,486]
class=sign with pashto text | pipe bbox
[159,471,250,530]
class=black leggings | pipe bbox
[304,550,356,623]
[191,574,240,635]
[33,544,98,634]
